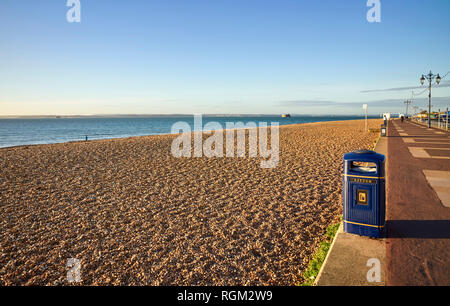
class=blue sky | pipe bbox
[1,0,449,115]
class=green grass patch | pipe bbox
[300,222,341,286]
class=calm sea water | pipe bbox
[0,115,377,148]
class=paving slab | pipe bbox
[422,170,450,208]
[315,224,385,286]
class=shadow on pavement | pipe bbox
[386,220,450,239]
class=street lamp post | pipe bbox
[420,71,441,128]
[404,99,412,119]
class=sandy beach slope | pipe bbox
[0,119,381,285]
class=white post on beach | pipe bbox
[363,104,368,132]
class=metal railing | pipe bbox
[411,117,449,131]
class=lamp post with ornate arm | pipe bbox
[420,71,441,128]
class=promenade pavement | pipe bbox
[386,120,450,286]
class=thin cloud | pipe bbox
[361,81,450,93]
[278,96,450,108]
[279,100,339,107]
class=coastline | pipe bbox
[0,118,378,150]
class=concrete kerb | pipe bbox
[313,223,343,285]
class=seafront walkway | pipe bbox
[316,119,450,286]
[386,120,450,285]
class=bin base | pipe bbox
[344,221,385,238]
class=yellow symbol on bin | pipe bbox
[359,192,366,202]
[357,190,368,205]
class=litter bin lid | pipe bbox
[353,149,376,154]
[344,150,385,162]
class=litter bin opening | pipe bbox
[350,161,377,173]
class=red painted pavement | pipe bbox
[386,120,450,286]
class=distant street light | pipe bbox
[404,100,412,118]
[420,71,441,128]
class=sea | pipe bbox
[0,115,379,148]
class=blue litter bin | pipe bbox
[343,150,386,238]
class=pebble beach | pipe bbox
[0,119,381,285]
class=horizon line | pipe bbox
[0,113,385,118]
